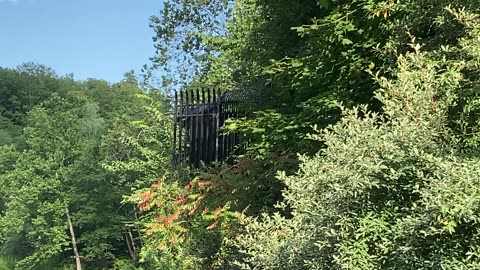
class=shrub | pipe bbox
[231,8,480,270]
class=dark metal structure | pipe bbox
[172,88,247,167]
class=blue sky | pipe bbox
[0,0,163,83]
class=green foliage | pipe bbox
[150,0,480,157]
[111,258,144,270]
[148,0,232,91]
[0,93,107,269]
[230,10,480,269]
[0,67,162,269]
[141,1,480,269]
[81,77,147,122]
[101,94,173,188]
[124,170,233,269]
[100,94,177,268]
[0,256,15,270]
[0,63,70,126]
[124,155,299,270]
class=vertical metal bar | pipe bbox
[183,90,188,165]
[235,100,240,155]
[231,101,236,156]
[233,102,237,156]
[239,101,244,155]
[200,88,206,164]
[222,100,228,161]
[194,88,200,167]
[197,88,202,166]
[188,89,194,166]
[198,89,202,166]
[212,89,216,163]
[172,91,178,166]
[206,88,212,163]
[215,89,221,162]
[190,93,194,165]
[179,91,184,164]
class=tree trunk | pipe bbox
[125,228,138,260]
[66,207,82,270]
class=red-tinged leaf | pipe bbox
[137,191,155,211]
[189,203,201,215]
[140,191,154,203]
[164,211,181,226]
[206,221,218,230]
[174,197,187,205]
[202,207,209,215]
[197,181,211,189]
[212,207,223,218]
[138,202,150,211]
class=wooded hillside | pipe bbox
[1,1,480,269]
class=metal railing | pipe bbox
[172,88,245,167]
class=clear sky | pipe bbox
[0,0,163,83]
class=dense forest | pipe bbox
[1,0,480,269]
